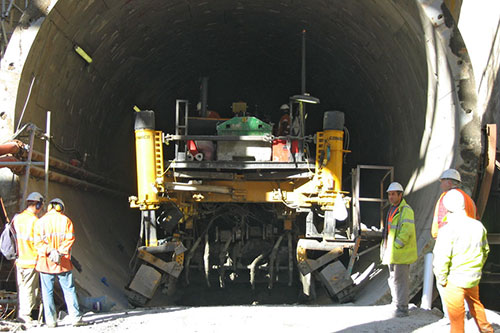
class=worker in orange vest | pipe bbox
[431,168,477,322]
[431,169,476,239]
[13,192,44,324]
[34,198,83,328]
[277,104,291,136]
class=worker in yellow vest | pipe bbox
[380,182,417,317]
[431,168,477,321]
[433,189,493,333]
[13,192,44,324]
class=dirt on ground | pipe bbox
[3,303,500,333]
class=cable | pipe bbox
[9,122,32,141]
[16,75,36,133]
[49,138,82,159]
[343,126,350,150]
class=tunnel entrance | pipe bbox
[0,0,483,310]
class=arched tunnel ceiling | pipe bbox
[18,0,427,184]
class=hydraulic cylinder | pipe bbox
[134,110,160,210]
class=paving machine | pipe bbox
[126,93,388,305]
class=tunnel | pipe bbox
[0,0,488,309]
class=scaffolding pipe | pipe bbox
[4,0,14,18]
[0,161,43,166]
[20,126,35,205]
[44,111,51,201]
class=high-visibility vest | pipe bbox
[277,114,291,136]
[431,188,476,239]
[34,210,75,274]
[380,198,418,265]
[433,213,489,288]
[13,210,38,269]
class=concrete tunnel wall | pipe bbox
[0,0,493,308]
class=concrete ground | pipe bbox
[6,304,500,333]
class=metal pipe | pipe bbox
[185,217,217,284]
[12,2,22,13]
[268,234,284,289]
[288,232,293,286]
[200,77,208,117]
[44,111,51,201]
[0,20,8,51]
[5,0,14,17]
[184,235,202,285]
[248,254,264,290]
[0,161,44,166]
[20,126,35,205]
[218,237,232,288]
[420,252,434,310]
[30,150,122,189]
[204,233,210,287]
[29,166,127,197]
[301,30,306,94]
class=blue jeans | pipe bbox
[40,271,81,325]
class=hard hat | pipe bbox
[442,189,465,213]
[386,182,404,192]
[48,198,65,212]
[280,104,289,111]
[439,169,461,182]
[26,192,44,203]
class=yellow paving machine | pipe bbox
[126,92,388,305]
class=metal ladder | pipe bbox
[351,165,394,235]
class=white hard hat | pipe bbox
[49,198,65,212]
[439,169,461,182]
[386,182,404,192]
[26,192,44,203]
[280,104,289,111]
[442,189,465,213]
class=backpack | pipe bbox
[0,221,17,260]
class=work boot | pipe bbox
[72,318,85,327]
[395,309,409,317]
[18,316,37,326]
[392,306,409,318]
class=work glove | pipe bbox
[49,249,61,264]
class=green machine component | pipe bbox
[216,116,273,161]
[217,116,272,136]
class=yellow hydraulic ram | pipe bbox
[315,111,347,194]
[131,110,164,210]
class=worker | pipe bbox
[13,192,44,324]
[34,198,83,328]
[431,168,476,321]
[431,168,476,239]
[380,182,417,318]
[433,189,493,333]
[277,104,291,136]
